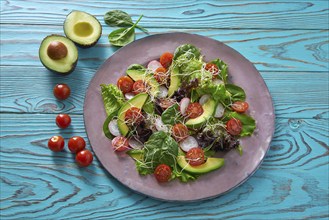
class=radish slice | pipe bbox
[179,97,190,115]
[128,138,144,149]
[214,103,225,118]
[155,117,169,132]
[199,94,210,105]
[180,136,199,152]
[125,92,135,100]
[213,79,224,85]
[109,119,121,137]
[147,60,162,72]
[158,86,168,98]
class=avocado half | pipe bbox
[64,10,102,48]
[39,35,78,74]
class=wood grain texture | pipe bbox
[0,66,328,119]
[0,114,328,219]
[1,25,328,71]
[1,0,328,30]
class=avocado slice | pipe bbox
[168,66,181,97]
[177,155,225,174]
[126,69,160,97]
[126,149,144,161]
[39,35,78,74]
[64,11,102,48]
[185,98,216,129]
[117,93,149,136]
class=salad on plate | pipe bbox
[100,44,256,183]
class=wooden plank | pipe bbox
[1,66,328,119]
[0,113,328,219]
[1,0,328,30]
[1,25,328,72]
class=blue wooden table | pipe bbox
[1,1,328,219]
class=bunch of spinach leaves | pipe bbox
[104,10,148,47]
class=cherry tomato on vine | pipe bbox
[117,76,134,94]
[172,123,189,142]
[53,83,71,100]
[48,135,65,152]
[159,52,173,68]
[226,118,243,136]
[55,113,71,129]
[68,136,86,153]
[232,101,249,113]
[76,150,93,167]
[185,147,205,166]
[154,164,172,183]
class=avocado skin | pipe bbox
[63,11,102,48]
[39,34,78,75]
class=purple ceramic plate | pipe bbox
[84,32,275,202]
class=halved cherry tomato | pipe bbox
[158,98,176,110]
[232,101,249,113]
[159,52,173,68]
[154,164,172,183]
[172,123,189,142]
[186,147,205,166]
[53,83,71,100]
[56,113,71,129]
[125,107,144,125]
[76,150,93,167]
[185,103,204,119]
[205,63,219,77]
[48,135,65,152]
[154,67,168,84]
[226,118,242,136]
[111,136,129,152]
[117,76,134,94]
[68,136,86,153]
[132,80,148,95]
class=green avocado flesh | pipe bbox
[117,93,149,136]
[168,66,181,97]
[39,35,78,74]
[177,155,225,174]
[64,10,102,47]
[126,69,160,97]
[185,98,216,129]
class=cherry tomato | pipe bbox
[232,101,249,113]
[154,67,168,84]
[132,80,148,95]
[172,123,189,142]
[125,107,144,125]
[56,113,71,129]
[154,164,172,183]
[185,147,205,166]
[185,103,204,119]
[159,52,173,68]
[205,63,219,77]
[111,136,129,152]
[76,150,93,167]
[53,83,71,100]
[48,135,65,152]
[68,136,86,153]
[158,98,176,110]
[226,118,242,136]
[117,76,134,94]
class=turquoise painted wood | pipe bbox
[1,0,328,219]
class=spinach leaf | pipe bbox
[108,14,143,47]
[173,44,201,60]
[100,84,125,116]
[104,10,147,32]
[225,84,246,102]
[228,112,256,137]
[143,131,179,170]
[210,58,228,84]
[161,103,182,125]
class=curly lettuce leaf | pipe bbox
[100,84,125,116]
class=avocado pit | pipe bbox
[47,41,68,60]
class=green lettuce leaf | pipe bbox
[100,84,125,116]
[228,112,256,137]
[210,58,228,83]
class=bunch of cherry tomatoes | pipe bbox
[49,83,93,167]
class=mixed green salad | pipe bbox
[101,44,256,183]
